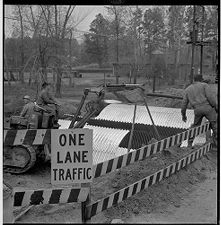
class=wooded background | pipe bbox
[4,5,218,97]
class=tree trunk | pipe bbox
[184,45,191,82]
[4,48,11,86]
[116,64,119,84]
[174,49,178,84]
[129,67,132,84]
[28,72,32,86]
[53,69,56,83]
[55,67,62,98]
[133,64,137,84]
[20,53,25,84]
[18,6,25,84]
[69,30,74,87]
[42,66,47,82]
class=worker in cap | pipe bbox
[181,74,218,149]
[20,95,35,121]
[36,82,60,126]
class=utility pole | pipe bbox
[190,5,196,83]
[133,5,139,84]
[69,29,73,87]
[200,6,205,76]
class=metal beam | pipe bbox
[142,95,161,140]
[127,104,137,153]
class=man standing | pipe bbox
[36,82,60,124]
[181,74,218,148]
[20,95,35,121]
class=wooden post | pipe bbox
[3,182,14,223]
[81,185,91,223]
[127,104,137,153]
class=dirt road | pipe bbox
[126,171,217,224]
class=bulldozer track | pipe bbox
[4,145,37,174]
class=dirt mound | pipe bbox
[91,148,217,223]
[116,88,144,103]
[111,87,184,108]
[58,102,78,119]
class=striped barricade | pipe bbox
[86,142,211,219]
[3,122,209,148]
[92,122,210,179]
[4,129,51,146]
[13,186,90,208]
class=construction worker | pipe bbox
[181,74,218,148]
[20,95,35,121]
[36,82,60,125]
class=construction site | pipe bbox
[3,4,218,224]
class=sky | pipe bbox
[4,5,106,41]
[4,5,156,42]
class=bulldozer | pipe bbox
[3,84,146,174]
[3,86,112,174]
[4,101,61,174]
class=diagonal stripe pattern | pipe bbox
[13,187,89,208]
[92,122,210,179]
[86,142,211,219]
[4,129,51,146]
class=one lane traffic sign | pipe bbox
[51,129,93,185]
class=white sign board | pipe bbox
[51,129,93,185]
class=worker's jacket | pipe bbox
[36,89,56,106]
[20,102,35,120]
[181,81,217,116]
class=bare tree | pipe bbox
[26,5,76,97]
[106,6,127,83]
[16,5,25,84]
[53,5,76,97]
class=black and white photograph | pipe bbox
[3,3,219,224]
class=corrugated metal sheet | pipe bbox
[85,118,184,133]
[84,124,129,164]
[96,104,195,129]
[119,126,185,149]
[58,120,129,164]
[58,103,207,164]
